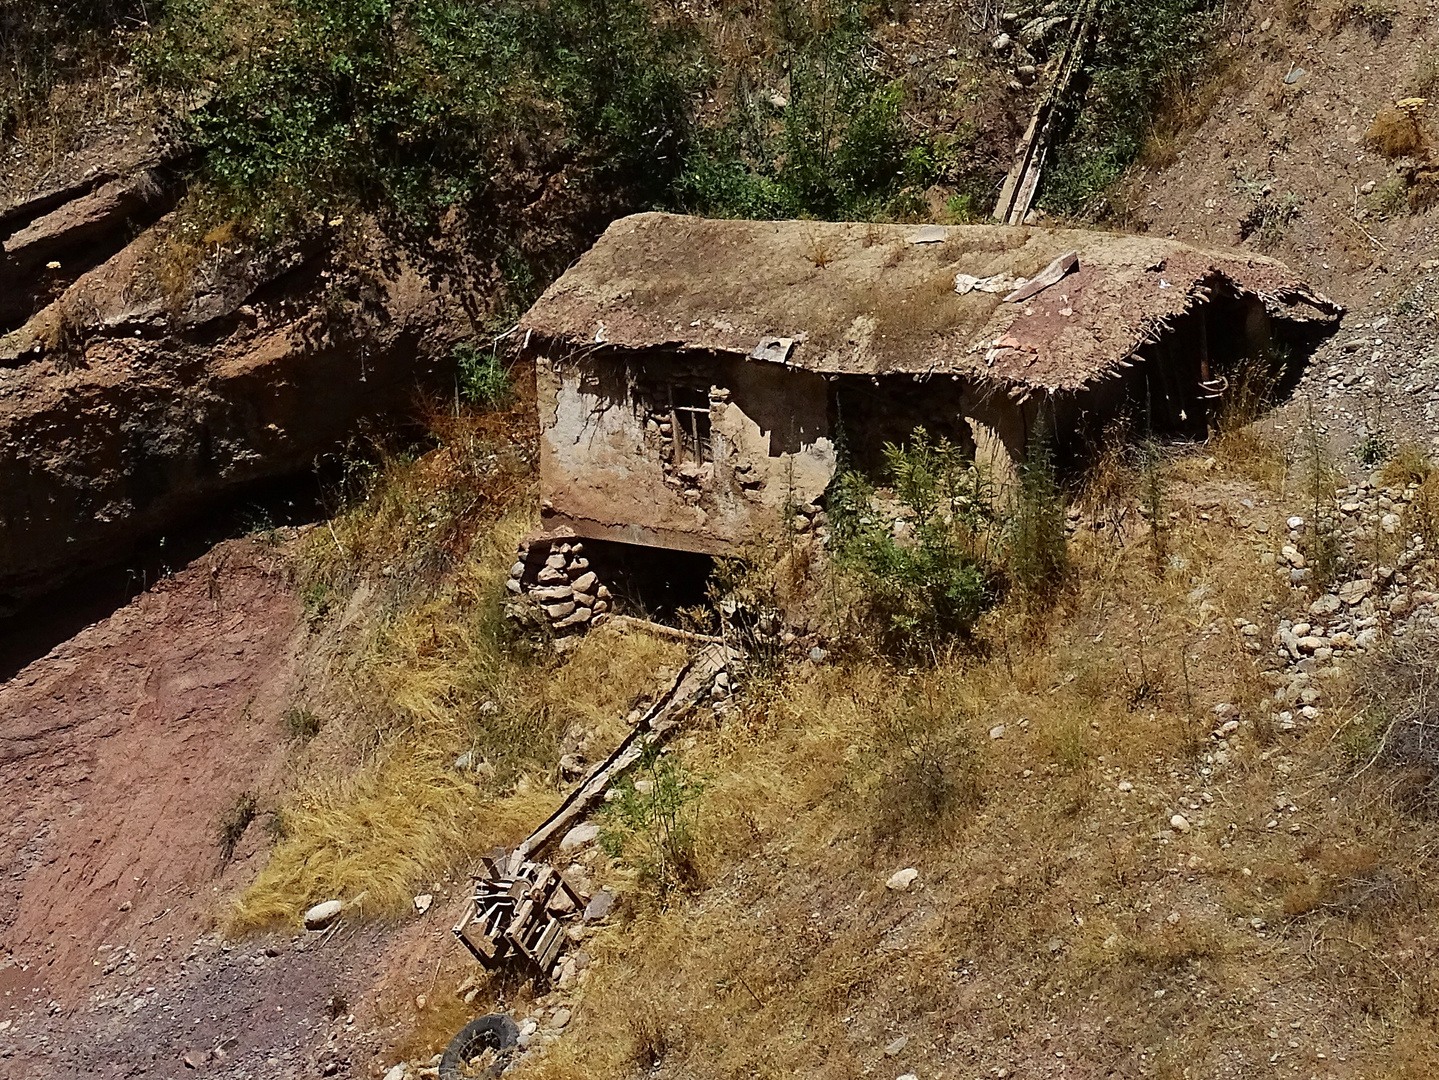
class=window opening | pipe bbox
[672,386,712,465]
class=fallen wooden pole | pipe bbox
[517,641,738,859]
[606,614,726,644]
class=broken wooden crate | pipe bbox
[452,856,584,976]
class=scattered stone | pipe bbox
[559,753,588,778]
[1117,780,1133,792]
[988,724,1006,739]
[992,32,1012,51]
[1170,814,1191,833]
[584,890,616,922]
[884,1035,909,1057]
[560,823,601,852]
[384,1066,408,1080]
[1339,579,1374,605]
[1309,593,1341,616]
[886,867,919,891]
[304,900,343,931]
[549,1007,572,1030]
[413,894,433,914]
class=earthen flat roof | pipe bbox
[519,213,1341,394]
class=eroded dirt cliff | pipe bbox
[0,123,488,609]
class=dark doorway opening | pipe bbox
[576,538,715,623]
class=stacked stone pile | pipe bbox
[504,540,612,634]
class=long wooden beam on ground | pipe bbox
[516,641,737,859]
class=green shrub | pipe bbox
[454,342,512,410]
[1041,0,1223,216]
[832,428,997,656]
[138,0,704,229]
[600,743,705,895]
[674,0,938,220]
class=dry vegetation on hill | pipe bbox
[8,0,1439,1077]
[212,374,1439,1079]
[502,452,1439,1080]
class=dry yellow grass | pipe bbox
[507,447,1439,1080]
[231,404,657,931]
[1366,106,1428,158]
[233,517,687,930]
[235,415,1439,1076]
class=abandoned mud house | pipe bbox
[518,212,1340,556]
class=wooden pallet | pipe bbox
[452,857,584,976]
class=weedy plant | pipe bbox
[829,428,997,657]
[1351,629,1439,810]
[284,706,323,743]
[1296,399,1343,590]
[455,342,514,410]
[1139,435,1168,571]
[218,791,259,865]
[1353,386,1392,468]
[1408,469,1439,552]
[867,698,985,838]
[1007,431,1069,604]
[600,743,706,896]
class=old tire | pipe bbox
[438,1013,520,1080]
